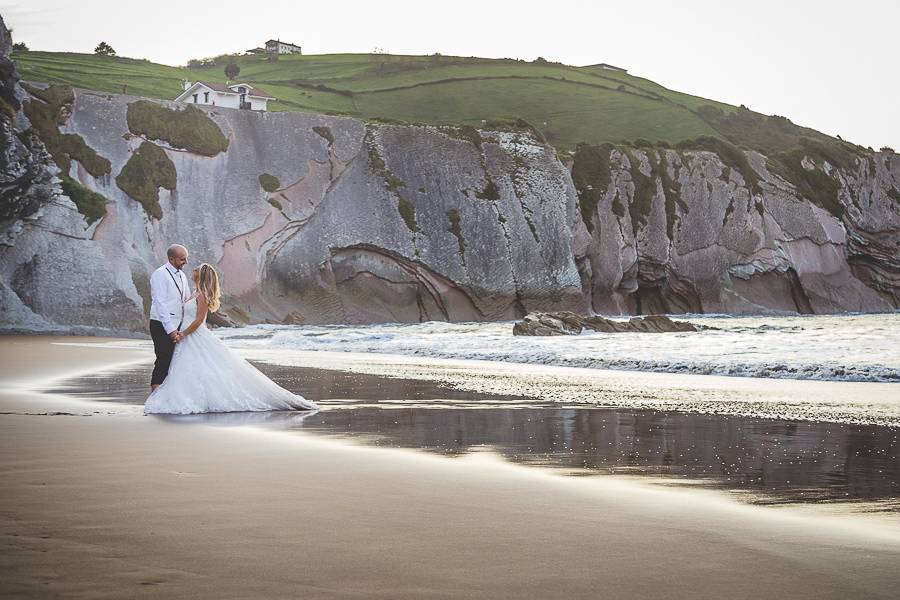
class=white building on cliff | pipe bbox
[174,81,275,111]
[266,39,302,54]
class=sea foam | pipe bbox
[217,313,900,384]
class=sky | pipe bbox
[3,0,897,150]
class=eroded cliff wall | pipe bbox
[1,84,588,330]
[572,146,899,315]
[1,49,897,331]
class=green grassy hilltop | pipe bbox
[14,51,731,151]
[14,49,861,162]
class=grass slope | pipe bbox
[14,51,729,151]
[14,50,867,185]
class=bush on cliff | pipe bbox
[126,100,228,156]
[115,141,177,219]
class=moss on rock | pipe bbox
[0,97,17,121]
[398,196,417,232]
[447,208,466,259]
[364,125,406,191]
[59,176,108,225]
[126,100,228,156]
[313,125,334,145]
[22,82,74,108]
[887,186,900,205]
[676,135,761,194]
[258,173,281,192]
[571,142,614,233]
[115,141,176,219]
[624,149,655,234]
[474,180,500,201]
[21,83,111,224]
[22,83,111,179]
[766,138,859,219]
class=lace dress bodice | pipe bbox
[182,295,201,327]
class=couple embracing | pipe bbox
[144,244,317,415]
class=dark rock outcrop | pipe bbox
[0,15,56,228]
[205,310,237,328]
[512,311,698,336]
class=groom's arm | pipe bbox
[149,269,177,335]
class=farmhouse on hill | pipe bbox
[585,63,628,73]
[175,81,275,111]
[266,39,302,55]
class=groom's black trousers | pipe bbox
[149,319,177,385]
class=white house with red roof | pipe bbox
[174,81,276,111]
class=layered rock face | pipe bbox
[0,41,897,332]
[573,147,899,315]
[1,84,585,330]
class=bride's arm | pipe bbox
[180,294,209,337]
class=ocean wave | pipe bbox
[217,313,900,384]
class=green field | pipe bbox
[12,50,848,156]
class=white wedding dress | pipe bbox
[144,295,317,415]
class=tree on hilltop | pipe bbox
[94,41,116,57]
[224,62,240,80]
[12,42,28,52]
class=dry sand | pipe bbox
[1,336,899,599]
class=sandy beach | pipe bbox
[2,336,900,599]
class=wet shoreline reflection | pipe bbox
[47,362,900,509]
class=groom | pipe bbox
[149,244,190,390]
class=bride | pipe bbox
[144,263,317,415]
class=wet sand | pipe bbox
[3,336,900,599]
[54,363,900,507]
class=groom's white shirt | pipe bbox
[149,263,189,334]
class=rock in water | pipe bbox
[205,310,237,328]
[513,312,698,335]
[512,312,585,336]
[624,315,698,333]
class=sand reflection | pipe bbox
[48,362,900,508]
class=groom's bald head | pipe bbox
[167,244,188,270]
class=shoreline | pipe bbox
[46,355,900,509]
[9,311,900,385]
[2,336,900,598]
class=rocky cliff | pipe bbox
[1,37,897,332]
[572,143,899,315]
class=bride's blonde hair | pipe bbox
[194,263,221,312]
